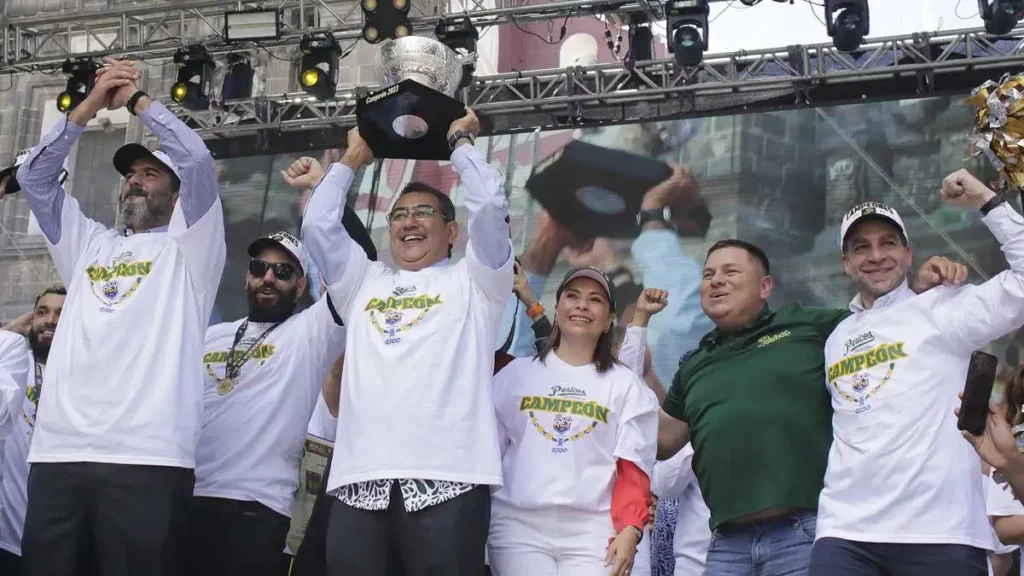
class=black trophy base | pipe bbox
[525,140,674,239]
[356,79,467,161]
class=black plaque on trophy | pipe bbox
[525,140,677,239]
[355,36,469,161]
[357,79,466,161]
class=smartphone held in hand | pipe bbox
[957,351,999,437]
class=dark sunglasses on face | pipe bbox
[249,260,297,281]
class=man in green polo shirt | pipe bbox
[656,238,964,576]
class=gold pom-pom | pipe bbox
[965,73,1024,190]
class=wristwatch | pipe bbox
[637,207,675,229]
[448,130,475,150]
[126,90,149,116]
[980,195,1005,216]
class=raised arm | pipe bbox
[932,170,1024,352]
[449,110,513,280]
[129,100,216,228]
[95,58,217,227]
[293,128,376,318]
[632,168,713,387]
[18,67,135,275]
[1,311,32,337]
[620,289,670,374]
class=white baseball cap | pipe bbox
[112,144,182,181]
[248,231,305,274]
[839,201,909,250]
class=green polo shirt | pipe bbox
[663,303,851,531]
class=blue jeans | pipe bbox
[704,511,816,576]
[808,537,986,576]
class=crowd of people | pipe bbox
[0,56,1022,576]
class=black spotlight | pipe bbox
[825,0,870,52]
[171,45,215,110]
[435,17,478,88]
[56,59,99,113]
[980,0,1024,35]
[361,0,412,44]
[299,33,341,100]
[222,56,255,101]
[665,0,709,67]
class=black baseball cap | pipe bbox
[112,144,181,181]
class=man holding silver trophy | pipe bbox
[287,96,513,574]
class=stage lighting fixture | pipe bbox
[221,57,254,101]
[825,0,870,52]
[629,13,655,62]
[171,45,215,110]
[665,0,709,67]
[56,59,99,113]
[979,0,1024,35]
[361,0,412,44]
[224,8,281,42]
[299,33,341,100]
[436,17,479,88]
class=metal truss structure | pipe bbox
[168,23,1024,157]
[4,0,1024,156]
[0,0,661,72]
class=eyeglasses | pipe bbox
[388,205,445,225]
[249,260,297,281]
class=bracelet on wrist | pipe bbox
[526,302,544,319]
[625,525,643,541]
[980,194,1005,216]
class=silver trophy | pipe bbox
[357,36,471,160]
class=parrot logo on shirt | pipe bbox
[827,341,910,413]
[363,287,444,346]
[553,415,572,435]
[520,395,610,454]
[85,250,153,313]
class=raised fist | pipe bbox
[281,157,325,190]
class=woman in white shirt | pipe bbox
[489,266,660,576]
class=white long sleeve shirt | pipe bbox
[984,470,1023,576]
[193,297,346,518]
[0,333,29,448]
[817,201,1024,549]
[300,145,513,500]
[0,333,32,557]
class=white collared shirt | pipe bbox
[193,297,345,518]
[816,202,1024,549]
[0,334,31,556]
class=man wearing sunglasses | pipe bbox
[183,230,359,576]
[286,109,513,576]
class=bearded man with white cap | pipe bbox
[183,228,371,576]
[15,57,225,576]
[808,169,1024,576]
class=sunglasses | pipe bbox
[249,260,297,281]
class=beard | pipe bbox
[121,187,175,232]
[247,284,298,323]
[28,327,53,362]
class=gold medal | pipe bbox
[218,378,234,396]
